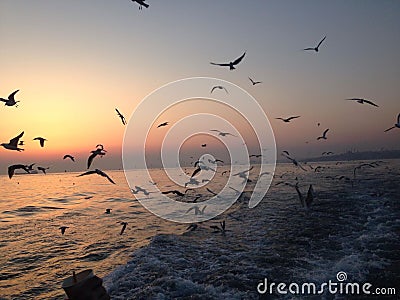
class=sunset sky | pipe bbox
[0,1,399,174]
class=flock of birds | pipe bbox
[1,1,399,237]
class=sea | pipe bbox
[0,160,399,299]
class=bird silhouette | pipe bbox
[276,116,300,123]
[248,77,262,85]
[59,226,69,235]
[157,122,169,128]
[115,108,127,125]
[131,0,149,9]
[162,190,185,197]
[303,36,326,52]
[120,222,128,235]
[0,90,20,107]
[210,85,229,94]
[77,169,115,184]
[1,132,24,151]
[8,164,30,179]
[37,166,49,174]
[33,137,47,147]
[63,154,75,162]
[317,129,329,140]
[210,129,236,137]
[210,51,246,70]
[87,146,106,169]
[346,98,379,107]
[384,113,400,132]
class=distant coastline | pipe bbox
[301,150,400,163]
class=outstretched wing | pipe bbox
[288,116,300,121]
[191,167,201,178]
[78,170,97,177]
[99,170,116,184]
[87,152,96,169]
[363,99,379,107]
[9,131,24,146]
[210,62,230,67]
[232,51,246,65]
[323,128,329,136]
[384,126,395,132]
[303,47,315,51]
[317,36,326,48]
[8,90,19,101]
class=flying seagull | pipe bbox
[186,205,207,215]
[63,154,75,162]
[33,137,47,147]
[346,98,379,107]
[1,131,24,151]
[317,129,329,140]
[131,186,151,195]
[276,116,300,123]
[105,208,112,214]
[162,190,185,197]
[248,77,262,86]
[210,220,226,233]
[0,90,20,107]
[131,0,149,9]
[210,51,246,70]
[87,146,106,169]
[282,154,307,171]
[37,166,49,174]
[210,85,228,94]
[157,122,169,128]
[303,36,326,52]
[115,108,127,125]
[120,222,128,235]
[210,129,237,137]
[8,164,30,179]
[201,144,207,147]
[384,113,400,132]
[59,226,69,235]
[78,169,116,184]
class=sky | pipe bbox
[0,0,399,174]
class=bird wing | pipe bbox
[8,164,29,179]
[303,47,315,51]
[232,51,246,65]
[210,62,230,67]
[0,98,7,103]
[40,139,45,147]
[294,185,304,207]
[210,86,217,93]
[288,116,300,121]
[317,36,326,48]
[87,152,97,169]
[191,167,201,178]
[99,171,116,184]
[8,90,19,101]
[305,184,314,208]
[78,170,97,177]
[364,99,379,107]
[323,128,329,136]
[9,131,24,146]
[186,206,196,213]
[210,129,221,133]
[248,77,255,84]
[397,113,400,124]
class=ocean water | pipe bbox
[0,161,399,299]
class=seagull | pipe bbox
[120,222,128,235]
[105,208,112,214]
[248,77,262,86]
[131,0,149,9]
[210,51,246,70]
[33,137,47,147]
[201,144,207,147]
[303,36,326,52]
[353,163,376,179]
[210,86,228,94]
[210,129,237,137]
[275,116,300,123]
[162,190,185,197]
[208,158,224,164]
[184,177,200,187]
[0,90,20,107]
[8,164,30,179]
[317,129,329,140]
[282,150,290,156]
[210,220,226,233]
[131,186,150,195]
[233,166,253,183]
[282,155,307,171]
[26,163,36,172]
[1,132,24,151]
[186,205,207,215]
[37,166,49,174]
[59,226,69,235]
[294,184,315,208]
[63,154,75,162]
[87,147,106,169]
[346,98,379,107]
[115,108,127,125]
[77,169,116,184]
[384,113,400,132]
[157,122,169,128]
[249,154,261,158]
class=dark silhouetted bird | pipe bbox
[303,36,326,52]
[1,131,24,151]
[210,51,246,70]
[0,90,20,107]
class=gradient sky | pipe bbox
[1,1,399,173]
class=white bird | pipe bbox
[0,90,20,107]
[384,113,400,132]
[1,132,24,151]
